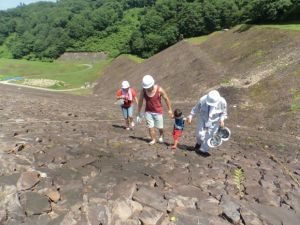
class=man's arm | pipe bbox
[160,87,173,117]
[219,99,227,127]
[137,89,144,115]
[132,89,139,105]
[187,101,201,124]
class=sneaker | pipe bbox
[197,149,210,157]
[194,143,201,150]
[126,127,130,131]
[149,140,156,145]
[158,136,164,143]
[131,121,135,127]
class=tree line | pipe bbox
[0,0,299,61]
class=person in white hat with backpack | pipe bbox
[137,75,173,145]
[116,80,138,130]
[187,90,227,156]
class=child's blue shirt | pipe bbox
[174,116,185,130]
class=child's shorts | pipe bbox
[172,129,183,141]
[121,106,134,119]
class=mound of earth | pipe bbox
[0,26,299,225]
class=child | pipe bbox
[116,80,138,130]
[171,108,186,151]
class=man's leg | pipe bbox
[154,114,164,143]
[195,119,205,149]
[148,128,156,144]
[158,129,164,142]
[200,121,219,153]
[145,112,156,144]
[206,122,220,146]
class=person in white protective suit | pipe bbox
[187,90,227,156]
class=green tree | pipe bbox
[67,12,94,40]
[161,24,179,46]
[129,30,144,56]
[143,33,164,57]
[91,2,123,31]
[140,9,164,34]
[247,0,293,22]
[178,2,205,37]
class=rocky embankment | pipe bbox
[0,85,299,225]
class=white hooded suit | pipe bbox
[189,94,227,152]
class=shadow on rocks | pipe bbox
[195,149,211,158]
[176,144,195,151]
[129,135,150,144]
[112,124,127,130]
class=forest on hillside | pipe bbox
[0,0,299,61]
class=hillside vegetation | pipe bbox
[0,0,299,60]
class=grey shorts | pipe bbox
[145,112,163,129]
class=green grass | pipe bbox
[122,54,144,63]
[290,88,300,112]
[291,103,300,112]
[257,23,300,31]
[221,78,232,85]
[185,35,209,45]
[68,88,94,96]
[255,50,265,57]
[235,24,253,32]
[0,58,112,90]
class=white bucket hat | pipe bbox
[206,90,221,106]
[142,75,155,89]
[121,80,130,89]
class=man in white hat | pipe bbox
[187,90,227,156]
[116,80,138,130]
[137,75,173,145]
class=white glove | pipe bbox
[136,116,142,124]
[136,113,144,124]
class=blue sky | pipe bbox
[0,0,56,10]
